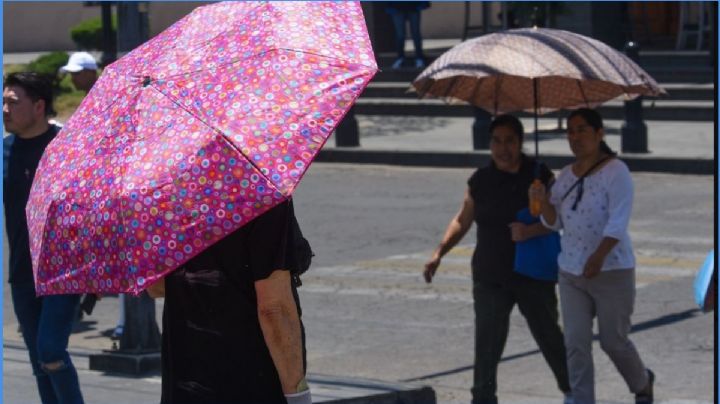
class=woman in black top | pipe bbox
[423,115,571,404]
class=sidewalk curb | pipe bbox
[4,341,437,404]
[317,149,715,175]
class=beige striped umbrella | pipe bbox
[413,27,665,156]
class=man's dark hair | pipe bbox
[489,114,524,143]
[4,72,56,117]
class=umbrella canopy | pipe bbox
[27,1,377,296]
[413,27,665,115]
[694,250,715,312]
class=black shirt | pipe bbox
[3,124,61,284]
[161,200,303,404]
[467,155,553,285]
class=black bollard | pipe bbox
[100,2,117,67]
[472,107,492,150]
[621,41,649,153]
[335,107,360,147]
[88,292,161,375]
[118,292,161,353]
[89,4,162,375]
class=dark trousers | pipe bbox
[471,274,570,404]
[11,282,84,404]
[389,10,424,60]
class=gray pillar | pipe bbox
[620,41,648,153]
[114,0,162,361]
[335,107,360,147]
[117,2,150,53]
[119,292,160,353]
[100,2,117,67]
[472,107,492,150]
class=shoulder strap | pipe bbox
[561,156,612,202]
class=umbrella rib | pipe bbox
[493,75,503,115]
[146,86,287,198]
[156,47,374,83]
[576,80,590,108]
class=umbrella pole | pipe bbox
[533,78,539,170]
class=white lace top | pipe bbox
[541,159,636,275]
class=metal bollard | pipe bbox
[472,107,492,150]
[621,41,649,153]
[335,107,360,147]
[118,292,161,353]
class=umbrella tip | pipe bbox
[142,76,152,87]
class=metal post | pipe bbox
[89,1,162,375]
[117,2,150,54]
[118,292,161,353]
[481,2,490,34]
[472,107,492,150]
[335,107,360,147]
[100,2,117,67]
[621,41,649,153]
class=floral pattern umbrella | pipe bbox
[27,1,377,295]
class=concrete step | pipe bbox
[371,67,715,84]
[316,149,714,175]
[375,49,713,69]
[363,82,715,101]
[352,98,715,122]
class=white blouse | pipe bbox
[541,159,636,275]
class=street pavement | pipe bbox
[3,162,714,404]
[2,42,716,404]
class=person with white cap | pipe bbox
[59,52,98,93]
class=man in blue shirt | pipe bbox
[3,72,85,404]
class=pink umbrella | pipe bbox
[27,1,377,296]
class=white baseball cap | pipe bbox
[59,52,98,73]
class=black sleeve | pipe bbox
[247,200,291,281]
[467,168,482,192]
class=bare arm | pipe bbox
[583,237,619,278]
[423,189,475,283]
[256,270,305,394]
[508,221,553,242]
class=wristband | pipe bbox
[284,389,311,404]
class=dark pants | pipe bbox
[389,10,424,60]
[11,282,84,404]
[471,274,570,404]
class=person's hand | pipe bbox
[583,252,605,278]
[424,256,441,283]
[528,181,547,203]
[508,222,529,242]
[146,278,165,298]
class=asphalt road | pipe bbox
[3,163,715,404]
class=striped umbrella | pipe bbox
[413,27,665,158]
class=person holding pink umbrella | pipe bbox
[153,199,309,404]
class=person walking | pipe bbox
[4,72,85,404]
[530,108,654,404]
[153,200,310,404]
[384,1,429,69]
[424,114,571,404]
